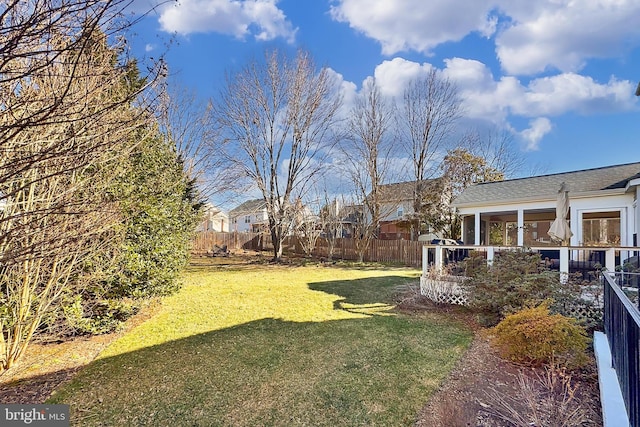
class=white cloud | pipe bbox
[520,118,552,151]
[372,58,434,97]
[440,58,638,121]
[329,0,496,55]
[158,0,296,42]
[348,57,637,150]
[329,0,640,76]
[145,43,155,52]
[495,0,640,75]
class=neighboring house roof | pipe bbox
[453,162,640,207]
[202,203,228,219]
[229,198,267,217]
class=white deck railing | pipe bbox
[422,245,640,281]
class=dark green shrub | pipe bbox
[462,249,561,325]
[105,132,202,299]
[460,249,603,328]
[492,303,590,368]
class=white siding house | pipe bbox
[229,199,268,232]
[197,203,229,232]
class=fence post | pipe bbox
[560,247,569,283]
[434,246,443,273]
[606,248,616,273]
[422,245,428,276]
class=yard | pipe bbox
[45,255,473,426]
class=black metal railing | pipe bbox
[604,271,640,427]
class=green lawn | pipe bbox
[49,257,473,426]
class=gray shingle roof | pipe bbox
[229,198,267,216]
[453,162,640,206]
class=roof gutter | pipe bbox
[625,178,640,192]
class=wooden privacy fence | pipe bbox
[192,231,423,267]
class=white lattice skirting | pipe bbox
[420,275,603,323]
[420,276,469,306]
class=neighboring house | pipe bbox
[319,199,363,239]
[452,162,640,248]
[292,198,318,229]
[196,203,229,232]
[229,199,268,233]
[377,181,415,240]
[377,179,445,240]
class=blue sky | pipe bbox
[130,0,640,184]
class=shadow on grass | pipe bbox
[44,314,470,427]
[308,275,415,316]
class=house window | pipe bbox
[524,221,551,246]
[582,212,621,246]
[397,207,404,218]
[244,215,251,223]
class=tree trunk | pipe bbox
[270,225,284,262]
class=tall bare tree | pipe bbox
[214,49,342,261]
[156,83,244,203]
[0,1,159,371]
[401,68,462,238]
[342,78,396,262]
[462,127,526,179]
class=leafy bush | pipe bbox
[462,250,558,325]
[461,249,600,327]
[105,131,202,299]
[492,303,590,368]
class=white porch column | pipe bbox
[434,246,444,272]
[621,207,629,247]
[570,205,578,246]
[474,213,481,245]
[606,248,616,272]
[486,246,495,267]
[517,209,524,246]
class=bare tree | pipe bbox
[291,198,321,257]
[439,148,505,238]
[401,68,462,238]
[0,1,159,371]
[462,127,526,179]
[342,78,396,262]
[156,83,244,203]
[214,49,342,261]
[318,194,346,262]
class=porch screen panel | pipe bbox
[582,212,621,246]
